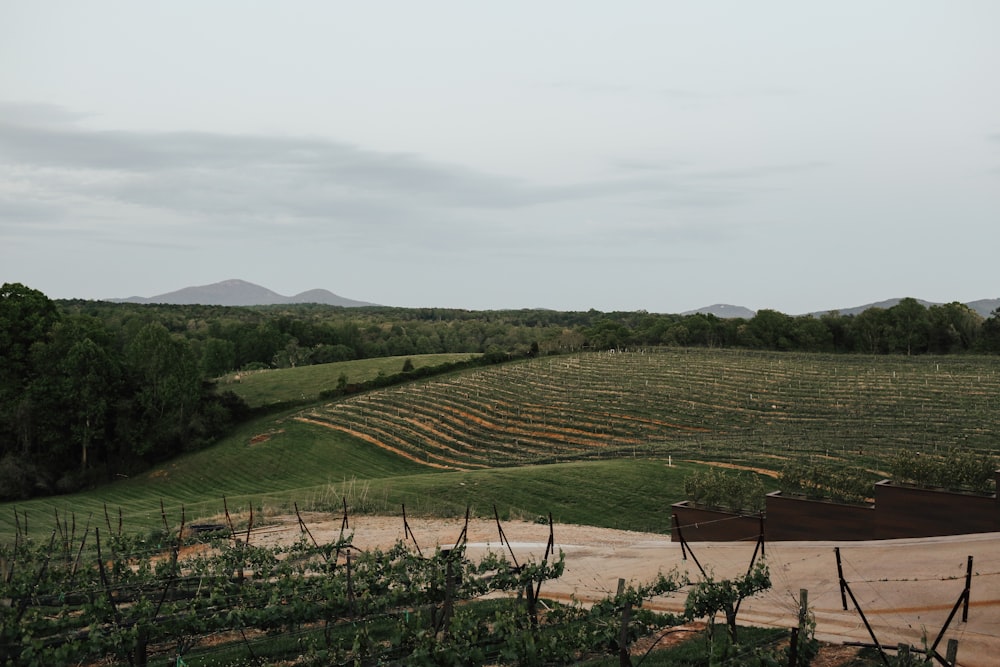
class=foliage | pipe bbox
[8,282,1000,501]
[7,345,1000,539]
[0,284,250,500]
[0,523,568,666]
[0,520,716,666]
[683,562,772,644]
[889,447,997,493]
[579,625,789,667]
[778,462,873,504]
[683,468,765,513]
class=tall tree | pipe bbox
[124,323,202,458]
[24,315,121,486]
[979,309,1000,353]
[928,302,982,353]
[852,307,891,355]
[0,283,61,460]
[887,297,930,355]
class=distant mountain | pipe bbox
[967,299,1000,318]
[683,298,999,320]
[810,298,999,318]
[681,304,756,319]
[808,298,936,318]
[112,279,377,307]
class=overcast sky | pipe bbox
[2,2,998,314]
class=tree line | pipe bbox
[3,284,1000,500]
[0,284,247,500]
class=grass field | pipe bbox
[4,348,998,541]
[217,352,480,407]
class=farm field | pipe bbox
[298,348,1000,476]
[4,348,999,541]
[3,348,1000,665]
[217,352,480,408]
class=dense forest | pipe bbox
[3,282,999,500]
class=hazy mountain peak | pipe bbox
[681,304,756,319]
[110,280,376,307]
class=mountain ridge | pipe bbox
[688,298,999,319]
[107,280,999,317]
[110,279,377,307]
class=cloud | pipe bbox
[0,105,772,257]
[0,101,93,126]
[0,119,649,211]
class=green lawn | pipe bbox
[301,458,704,533]
[217,353,480,407]
[0,410,706,540]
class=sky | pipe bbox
[2,2,998,314]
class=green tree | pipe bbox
[979,308,1000,353]
[200,337,237,377]
[852,307,891,355]
[124,323,202,458]
[928,302,981,353]
[792,315,835,352]
[820,310,854,352]
[0,283,61,458]
[684,562,771,644]
[744,309,796,350]
[886,298,930,355]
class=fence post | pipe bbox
[962,555,972,623]
[798,589,808,629]
[835,548,848,611]
[617,578,633,667]
[946,639,958,665]
[439,549,455,638]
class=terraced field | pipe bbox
[298,348,1000,473]
[5,348,997,541]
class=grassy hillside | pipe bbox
[218,353,480,407]
[0,412,696,539]
[4,348,998,541]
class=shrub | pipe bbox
[778,463,871,505]
[684,468,764,513]
[890,447,997,493]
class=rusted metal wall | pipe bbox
[671,471,999,542]
[669,502,761,542]
[873,480,999,539]
[763,492,874,541]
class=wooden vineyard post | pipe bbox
[617,578,633,667]
[798,589,808,632]
[946,639,959,666]
[787,588,808,667]
[436,549,456,638]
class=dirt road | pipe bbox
[254,515,1000,666]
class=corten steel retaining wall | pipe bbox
[671,471,1000,542]
[873,477,1000,539]
[762,491,874,541]
[670,502,762,542]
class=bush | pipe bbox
[778,463,871,504]
[890,447,996,493]
[684,468,765,513]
